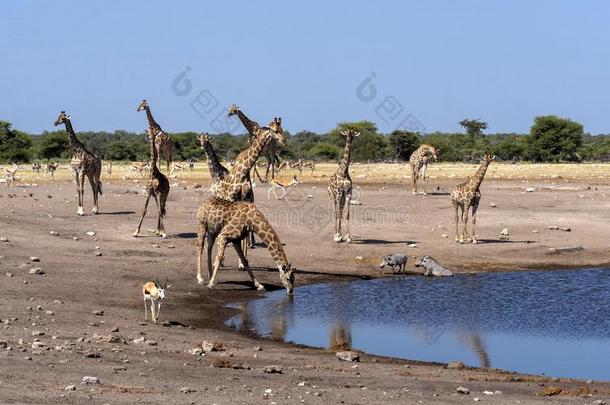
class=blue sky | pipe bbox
[1,1,609,135]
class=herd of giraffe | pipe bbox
[44,100,496,294]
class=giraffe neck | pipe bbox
[251,212,289,267]
[235,110,261,137]
[337,137,353,177]
[230,130,271,180]
[467,161,491,190]
[149,131,159,177]
[144,106,162,132]
[63,120,87,154]
[202,141,226,179]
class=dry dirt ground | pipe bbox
[1,163,609,404]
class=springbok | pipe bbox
[142,278,171,323]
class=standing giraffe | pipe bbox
[197,111,286,283]
[195,197,295,295]
[228,104,281,183]
[54,111,102,215]
[133,129,170,238]
[450,153,495,244]
[409,144,438,195]
[197,132,229,195]
[137,100,173,174]
[328,130,359,243]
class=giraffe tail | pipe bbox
[98,180,103,195]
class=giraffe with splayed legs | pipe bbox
[196,109,286,285]
[328,130,359,243]
[196,197,295,295]
[409,144,438,195]
[451,153,495,244]
[54,111,102,215]
[133,129,170,238]
[137,100,174,174]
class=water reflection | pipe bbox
[228,269,610,380]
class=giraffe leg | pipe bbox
[411,165,418,194]
[462,203,471,243]
[196,225,206,284]
[133,190,152,237]
[206,232,218,279]
[74,170,84,216]
[337,194,346,242]
[453,202,460,242]
[87,174,98,214]
[157,193,167,238]
[233,241,265,291]
[421,163,428,195]
[471,199,480,244]
[208,235,229,289]
[342,192,352,242]
[333,197,342,242]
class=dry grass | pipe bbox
[2,161,609,186]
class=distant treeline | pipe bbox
[1,116,610,164]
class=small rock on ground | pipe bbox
[336,351,360,362]
[446,361,465,369]
[456,386,470,395]
[263,365,283,374]
[81,376,100,385]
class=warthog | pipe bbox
[379,254,408,274]
[414,255,454,277]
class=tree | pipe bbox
[0,121,32,162]
[527,115,583,162]
[388,130,421,160]
[459,119,488,140]
[37,132,70,160]
[308,142,342,160]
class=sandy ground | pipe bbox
[1,162,610,404]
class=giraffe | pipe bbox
[197,132,229,195]
[54,111,102,215]
[409,144,439,195]
[133,129,170,238]
[198,110,286,280]
[450,153,495,244]
[328,130,359,243]
[195,197,295,295]
[137,99,174,174]
[228,104,281,183]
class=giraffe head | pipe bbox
[54,111,71,126]
[227,104,240,116]
[340,129,360,140]
[266,117,287,146]
[137,99,149,112]
[197,132,210,147]
[278,264,295,295]
[430,145,439,160]
[481,152,495,164]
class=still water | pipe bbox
[227,269,610,380]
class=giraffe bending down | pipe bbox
[137,99,174,174]
[195,197,295,295]
[328,130,359,243]
[409,144,438,195]
[133,129,170,238]
[450,153,495,244]
[197,132,229,195]
[54,111,102,215]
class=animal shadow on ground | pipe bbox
[425,191,451,196]
[354,238,416,245]
[99,211,136,215]
[176,232,197,239]
[475,239,535,245]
